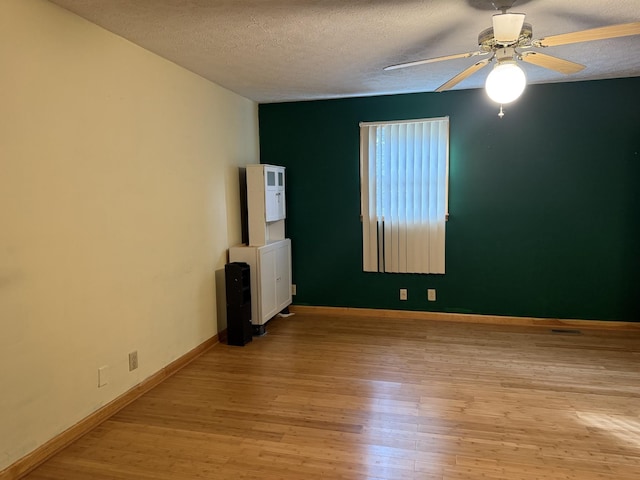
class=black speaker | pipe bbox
[225,262,252,346]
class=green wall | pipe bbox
[259,77,640,322]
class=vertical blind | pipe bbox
[360,117,449,274]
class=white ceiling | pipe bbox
[48,0,640,103]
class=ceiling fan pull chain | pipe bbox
[498,105,505,118]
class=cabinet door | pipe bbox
[259,245,278,322]
[264,167,279,222]
[275,240,292,309]
[265,166,285,222]
[276,169,286,220]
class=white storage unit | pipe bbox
[247,164,286,246]
[229,239,292,328]
[230,163,292,331]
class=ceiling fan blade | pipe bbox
[384,51,487,71]
[436,58,491,92]
[520,51,585,74]
[535,22,640,47]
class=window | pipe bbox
[360,117,449,274]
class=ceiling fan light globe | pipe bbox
[485,62,526,104]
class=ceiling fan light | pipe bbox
[485,62,526,104]
[492,13,526,43]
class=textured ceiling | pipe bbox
[48,0,640,103]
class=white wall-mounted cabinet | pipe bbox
[229,239,292,327]
[247,164,286,246]
[264,166,286,222]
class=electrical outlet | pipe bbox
[98,366,109,387]
[399,288,408,300]
[291,284,297,295]
[128,351,138,371]
[427,289,436,301]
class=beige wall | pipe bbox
[0,0,259,470]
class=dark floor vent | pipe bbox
[550,329,582,335]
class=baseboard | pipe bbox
[217,327,228,344]
[0,334,221,480]
[289,305,640,331]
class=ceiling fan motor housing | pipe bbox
[478,22,532,51]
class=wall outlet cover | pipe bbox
[400,288,408,300]
[129,351,139,371]
[98,366,109,387]
[427,289,436,301]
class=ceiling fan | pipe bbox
[384,2,640,115]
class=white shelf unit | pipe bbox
[246,164,286,246]
[229,239,292,327]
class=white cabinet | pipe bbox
[229,239,292,327]
[247,164,286,246]
[264,166,285,222]
[231,164,292,331]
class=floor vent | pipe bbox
[550,329,582,335]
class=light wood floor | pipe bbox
[25,313,640,480]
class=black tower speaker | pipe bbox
[225,262,252,346]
